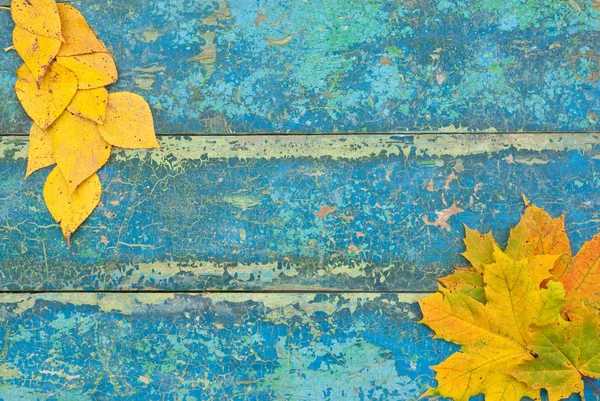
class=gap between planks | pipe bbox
[1,131,597,137]
[0,289,436,295]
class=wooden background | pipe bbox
[1,0,600,400]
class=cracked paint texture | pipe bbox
[2,0,600,133]
[0,294,598,400]
[2,1,600,398]
[0,135,599,291]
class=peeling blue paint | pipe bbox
[0,137,599,291]
[0,295,597,400]
[2,0,600,133]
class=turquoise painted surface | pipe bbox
[1,135,599,291]
[1,0,600,397]
[2,0,600,133]
[0,294,598,400]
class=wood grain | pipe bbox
[1,0,600,133]
[1,134,598,291]
[0,292,597,400]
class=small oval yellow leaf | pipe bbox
[43,166,102,245]
[51,111,112,193]
[56,53,118,89]
[66,87,108,124]
[11,0,62,40]
[15,62,78,129]
[56,3,109,57]
[98,92,160,149]
[61,173,102,246]
[13,26,61,84]
[26,123,54,179]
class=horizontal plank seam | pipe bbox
[0,289,435,295]
[1,131,598,137]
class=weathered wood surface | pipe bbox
[2,1,600,399]
[1,134,599,291]
[0,293,597,400]
[2,0,600,134]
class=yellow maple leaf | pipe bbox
[505,204,572,279]
[462,226,498,272]
[50,111,111,193]
[25,122,54,178]
[560,233,600,311]
[98,92,160,149]
[420,247,564,400]
[56,52,118,89]
[43,167,101,245]
[12,26,61,84]
[442,205,575,299]
[56,3,109,57]
[423,203,600,401]
[11,0,62,41]
[437,267,485,303]
[15,62,78,129]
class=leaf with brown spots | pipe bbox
[11,0,62,40]
[13,1,159,243]
[13,26,61,84]
[56,52,118,89]
[56,3,109,57]
[97,92,159,148]
[50,111,111,193]
[26,122,54,178]
[15,62,78,129]
[66,87,108,124]
[43,166,101,245]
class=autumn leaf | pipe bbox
[560,234,600,310]
[12,26,61,84]
[421,203,600,401]
[25,123,54,178]
[512,304,600,400]
[437,267,485,303]
[66,87,108,124]
[98,92,160,148]
[43,165,69,222]
[420,246,564,401]
[505,204,572,279]
[462,226,498,272]
[13,1,158,243]
[15,62,78,129]
[11,0,62,40]
[50,111,111,193]
[43,166,101,245]
[426,352,539,401]
[56,52,118,89]
[56,3,109,57]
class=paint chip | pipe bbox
[315,205,336,218]
[423,201,464,231]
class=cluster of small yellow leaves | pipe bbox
[11,0,160,245]
[419,201,600,401]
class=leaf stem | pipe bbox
[583,375,600,394]
[0,6,10,10]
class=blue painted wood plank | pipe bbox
[1,134,599,291]
[2,0,600,133]
[0,293,597,400]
